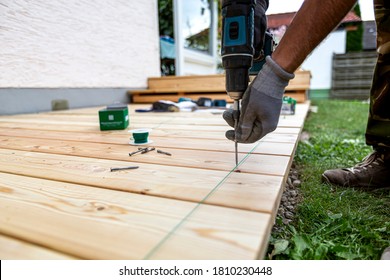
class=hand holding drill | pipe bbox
[221,0,294,148]
[223,56,294,143]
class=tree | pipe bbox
[346,3,363,52]
[158,0,175,75]
[158,0,174,38]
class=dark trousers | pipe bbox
[366,0,390,148]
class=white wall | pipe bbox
[183,49,218,75]
[0,0,160,88]
[301,29,346,89]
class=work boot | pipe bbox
[321,149,390,189]
[381,246,390,260]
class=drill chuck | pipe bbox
[224,60,250,100]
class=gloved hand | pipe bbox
[223,56,295,143]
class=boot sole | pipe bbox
[321,174,390,191]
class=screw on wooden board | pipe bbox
[110,166,139,172]
[157,149,172,156]
[129,147,148,156]
[141,147,155,154]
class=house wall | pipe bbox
[301,29,346,99]
[0,0,160,114]
[183,49,218,75]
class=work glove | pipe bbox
[223,56,295,143]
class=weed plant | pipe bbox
[268,100,390,260]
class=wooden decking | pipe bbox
[0,103,310,260]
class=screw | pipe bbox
[110,166,139,172]
[141,147,155,154]
[129,147,148,156]
[157,149,172,156]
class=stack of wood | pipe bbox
[129,70,311,104]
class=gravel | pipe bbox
[272,163,302,234]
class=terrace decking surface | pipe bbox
[0,103,310,259]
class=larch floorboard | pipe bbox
[0,103,310,259]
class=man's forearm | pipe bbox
[272,0,357,73]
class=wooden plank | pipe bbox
[0,127,297,155]
[0,117,95,127]
[277,115,307,129]
[0,120,302,136]
[0,125,299,143]
[0,172,271,259]
[132,92,308,104]
[0,112,303,130]
[0,103,309,120]
[0,149,284,213]
[129,72,310,103]
[287,70,311,88]
[1,113,229,126]
[0,102,310,259]
[133,93,233,103]
[147,72,311,92]
[145,204,273,260]
[131,88,227,94]
[0,234,75,260]
[0,104,310,133]
[0,135,292,176]
[284,90,308,103]
[147,74,226,91]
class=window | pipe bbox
[182,0,213,54]
[173,0,217,75]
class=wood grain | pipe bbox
[0,103,310,259]
[0,172,270,259]
[0,135,292,176]
[0,234,75,260]
[0,148,283,213]
[129,73,311,103]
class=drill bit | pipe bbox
[233,100,240,166]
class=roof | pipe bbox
[267,11,362,29]
[267,12,296,29]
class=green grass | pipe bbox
[267,100,390,260]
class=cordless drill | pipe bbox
[221,0,272,165]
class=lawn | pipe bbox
[267,99,390,260]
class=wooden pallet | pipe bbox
[129,70,311,103]
[0,103,310,259]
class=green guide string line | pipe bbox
[143,141,262,260]
[152,117,176,129]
